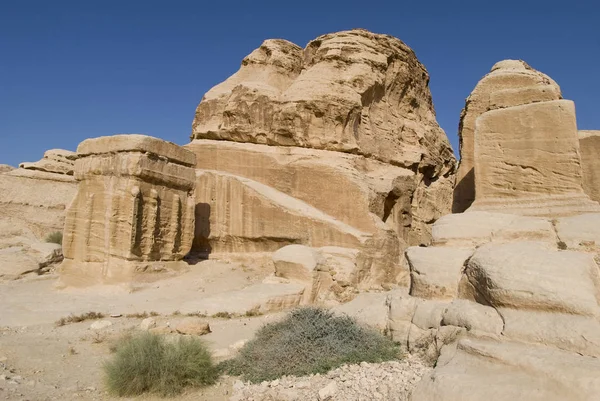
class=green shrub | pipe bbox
[220,307,400,382]
[45,231,63,245]
[104,332,218,397]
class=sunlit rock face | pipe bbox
[453,60,562,213]
[455,60,599,217]
[60,134,196,285]
[579,130,600,204]
[187,29,458,295]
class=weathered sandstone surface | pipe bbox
[19,148,76,175]
[188,29,457,296]
[0,150,77,238]
[0,152,77,279]
[60,135,197,285]
[455,60,600,217]
[192,29,455,174]
[580,130,600,203]
[453,60,562,212]
[378,60,600,400]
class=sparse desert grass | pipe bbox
[104,332,218,397]
[220,307,400,383]
[125,311,160,319]
[45,231,63,245]
[244,307,263,317]
[55,311,105,327]
[212,311,233,319]
[186,312,208,318]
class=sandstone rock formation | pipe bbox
[192,29,455,174]
[579,130,600,203]
[380,211,600,400]
[60,135,197,285]
[372,61,600,399]
[19,149,76,175]
[188,29,457,295]
[455,60,599,216]
[411,338,600,401]
[453,60,562,212]
[0,164,14,173]
[0,151,77,280]
[0,151,77,238]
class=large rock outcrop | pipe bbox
[0,151,77,280]
[456,60,600,217]
[0,150,77,238]
[19,149,76,176]
[192,29,455,175]
[60,135,197,285]
[379,61,600,400]
[453,60,562,212]
[188,29,457,294]
[579,130,600,203]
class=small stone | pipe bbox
[318,381,338,400]
[89,320,112,330]
[232,380,245,391]
[110,314,122,318]
[140,317,156,331]
[149,326,173,335]
[0,374,6,381]
[294,381,310,389]
[270,379,280,387]
[175,318,211,336]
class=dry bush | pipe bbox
[104,332,218,396]
[125,311,159,319]
[55,311,105,326]
[212,311,233,319]
[220,307,400,383]
[45,231,63,245]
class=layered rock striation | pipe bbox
[188,29,457,292]
[456,60,600,217]
[579,130,600,203]
[60,135,197,285]
[453,60,562,212]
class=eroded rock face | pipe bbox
[60,135,196,285]
[579,130,600,203]
[0,164,14,173]
[192,29,455,177]
[453,60,600,217]
[383,208,600,399]
[188,30,457,298]
[412,338,600,401]
[19,149,76,175]
[453,60,562,212]
[0,149,78,237]
[0,150,79,280]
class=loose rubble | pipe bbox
[230,357,430,401]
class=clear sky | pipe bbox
[1,0,598,167]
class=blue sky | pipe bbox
[1,0,598,167]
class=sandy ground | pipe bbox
[0,259,284,401]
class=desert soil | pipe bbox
[0,259,429,401]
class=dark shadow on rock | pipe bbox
[186,203,211,263]
[452,168,475,213]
